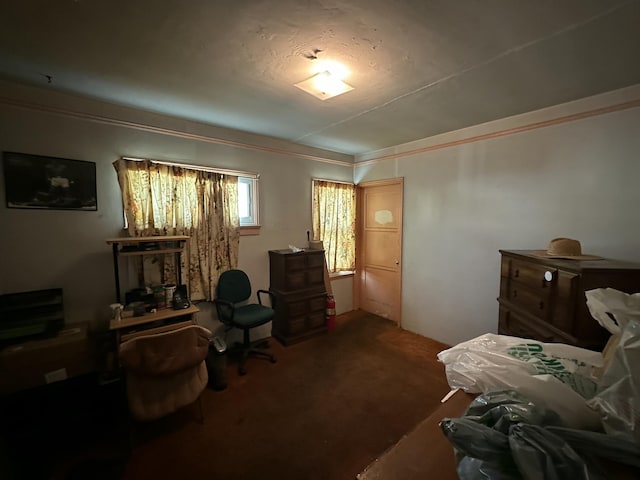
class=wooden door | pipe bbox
[355,178,403,325]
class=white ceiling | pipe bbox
[1,0,639,155]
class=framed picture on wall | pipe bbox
[2,151,98,211]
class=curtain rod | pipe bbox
[312,177,354,185]
[121,156,259,179]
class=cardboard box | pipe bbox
[0,323,95,395]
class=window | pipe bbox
[117,157,260,232]
[238,176,259,227]
[113,157,258,300]
[312,179,356,274]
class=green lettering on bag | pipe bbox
[506,344,569,377]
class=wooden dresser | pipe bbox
[498,250,640,350]
[269,249,327,345]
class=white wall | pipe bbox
[4,78,636,349]
[355,85,640,347]
[0,80,354,339]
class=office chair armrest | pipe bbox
[256,289,274,306]
[213,298,235,323]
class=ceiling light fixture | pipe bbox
[295,70,354,100]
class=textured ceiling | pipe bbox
[1,0,639,155]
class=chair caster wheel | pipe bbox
[239,367,247,376]
[270,356,277,364]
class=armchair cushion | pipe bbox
[119,324,211,421]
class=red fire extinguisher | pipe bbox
[326,294,336,332]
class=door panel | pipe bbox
[365,192,402,229]
[356,179,403,324]
[364,230,400,268]
[361,267,401,319]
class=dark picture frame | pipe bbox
[2,151,97,211]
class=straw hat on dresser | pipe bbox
[532,237,602,260]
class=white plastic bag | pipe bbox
[437,333,603,394]
[585,288,640,442]
[585,287,640,336]
[437,333,604,429]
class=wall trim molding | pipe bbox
[0,96,354,168]
[3,94,637,171]
[355,98,640,167]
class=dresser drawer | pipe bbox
[278,268,324,292]
[284,250,325,271]
[308,311,326,329]
[501,256,579,330]
[285,254,307,271]
[498,250,640,350]
[307,251,326,268]
[501,281,576,331]
[506,258,578,292]
[289,315,307,334]
[501,258,552,313]
[282,266,324,290]
[269,249,328,345]
[510,258,554,287]
[288,298,309,317]
[285,271,307,290]
[502,283,549,317]
[308,295,326,313]
[307,267,325,288]
[499,307,573,344]
[286,293,326,317]
[281,310,326,335]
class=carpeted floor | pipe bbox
[4,310,453,480]
[121,310,452,480]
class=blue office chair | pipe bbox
[214,269,277,375]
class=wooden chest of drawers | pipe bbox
[498,250,640,350]
[269,249,327,345]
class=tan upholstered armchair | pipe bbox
[118,324,211,422]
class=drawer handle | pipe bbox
[514,269,519,278]
[512,290,518,298]
[544,271,554,282]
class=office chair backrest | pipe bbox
[217,269,252,304]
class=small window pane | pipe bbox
[238,176,258,226]
[238,181,250,218]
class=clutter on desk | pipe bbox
[112,283,191,319]
[109,303,123,321]
[172,284,191,310]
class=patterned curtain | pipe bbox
[113,158,240,301]
[312,180,356,273]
